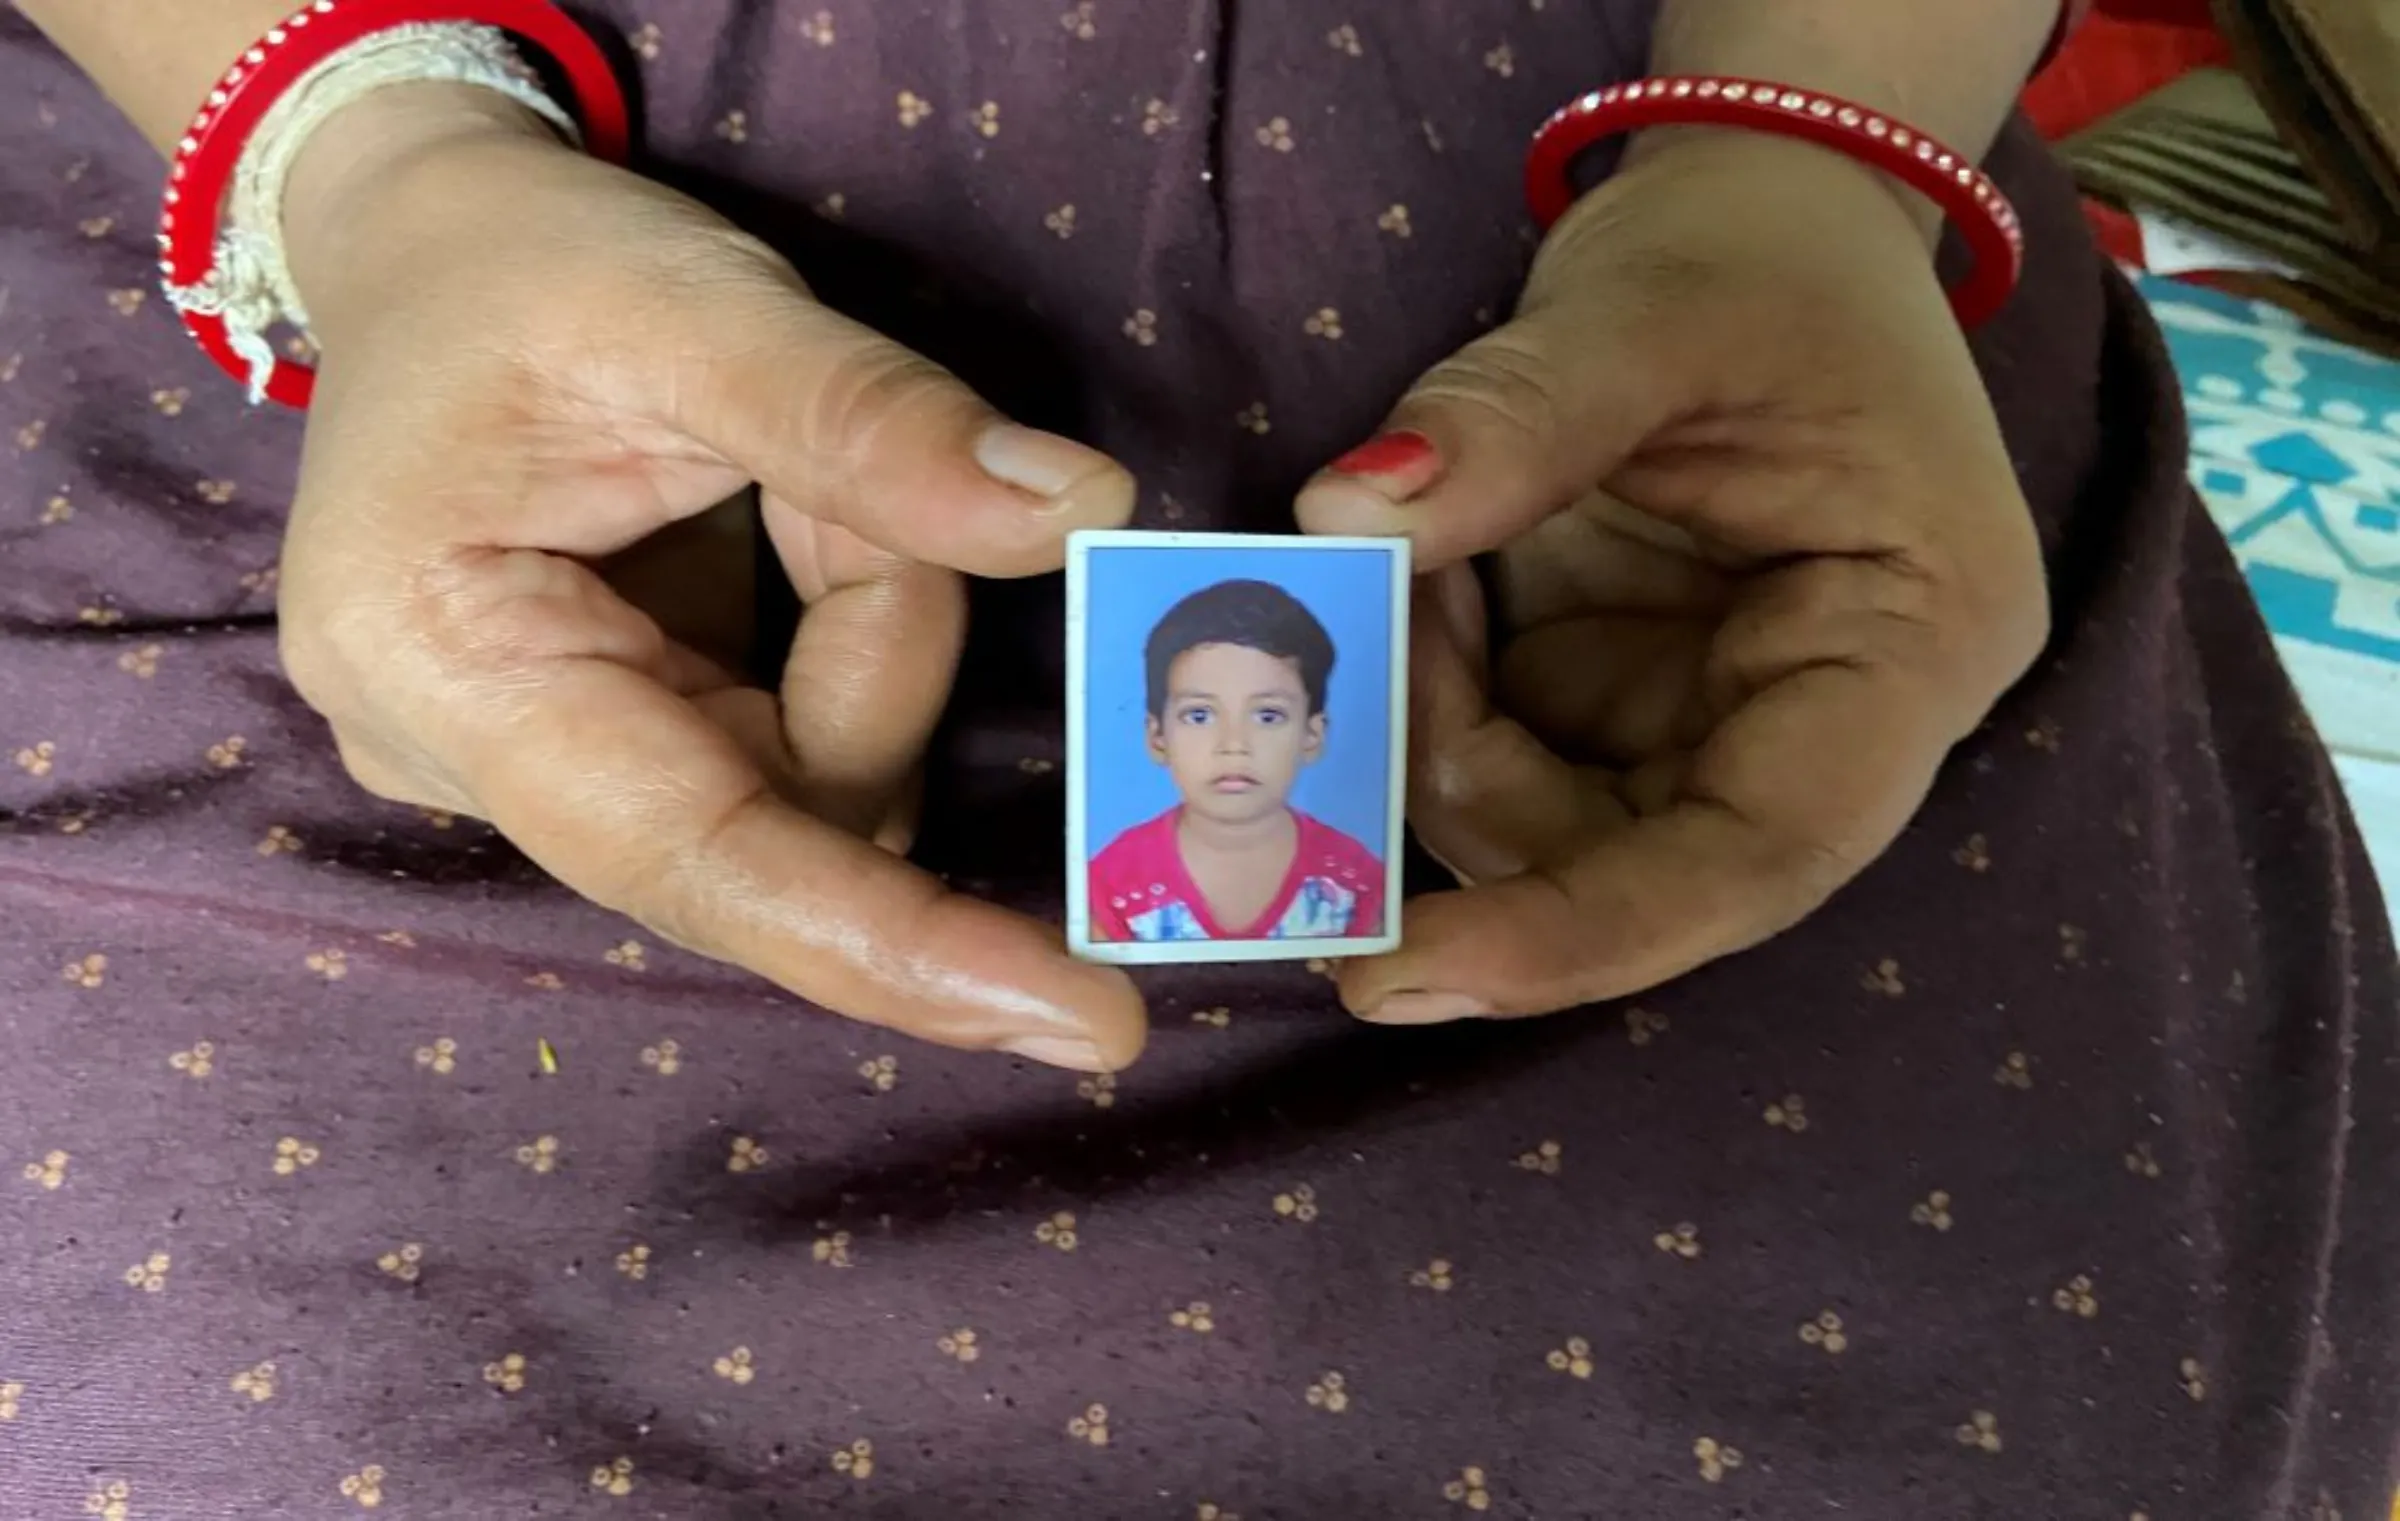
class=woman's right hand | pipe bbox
[271,84,1146,1072]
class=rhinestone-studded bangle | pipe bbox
[156,0,632,410]
[1524,78,2026,330]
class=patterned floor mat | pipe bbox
[2138,273,2400,928]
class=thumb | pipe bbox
[1293,304,1677,571]
[682,279,1135,579]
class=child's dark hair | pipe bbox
[1144,579,1336,717]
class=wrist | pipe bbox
[1647,2,2056,156]
[282,80,570,341]
[1580,127,1949,293]
[1535,82,2025,330]
[1639,1,2054,247]
[1620,118,1950,251]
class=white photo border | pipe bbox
[1064,529,1411,966]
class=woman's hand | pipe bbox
[1296,132,2049,1024]
[273,85,1146,1070]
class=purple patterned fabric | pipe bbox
[2,3,2395,1517]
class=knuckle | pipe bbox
[643,226,962,479]
[607,782,776,957]
[797,336,966,477]
[1756,823,1867,915]
[406,546,657,679]
[1999,578,2052,679]
[1882,499,2051,704]
[276,579,398,724]
[1967,509,2052,680]
[327,731,414,804]
[1500,871,1615,1012]
[279,598,465,811]
[673,222,811,298]
[579,217,808,323]
[275,614,340,718]
[1406,328,1564,447]
[1684,790,1863,938]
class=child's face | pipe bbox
[1148,642,1325,825]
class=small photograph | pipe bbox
[1065,530,1409,965]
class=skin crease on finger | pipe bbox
[274,233,1152,1065]
[300,521,1136,1067]
[303,430,958,845]
[756,499,968,834]
[281,81,2054,1047]
[297,135,1140,578]
[1294,169,2047,1026]
[69,78,1159,1074]
[646,825,1147,1068]
[337,539,1144,1066]
[400,623,1142,1060]
[464,741,1142,1069]
[1403,580,1631,887]
[1295,139,2047,1024]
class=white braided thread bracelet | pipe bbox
[164,21,577,404]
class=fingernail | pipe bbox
[998,1033,1109,1070]
[1327,429,1442,498]
[973,423,1117,503]
[1359,990,1494,1025]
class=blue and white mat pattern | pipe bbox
[2136,274,2400,929]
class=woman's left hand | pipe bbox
[1295,130,2050,1025]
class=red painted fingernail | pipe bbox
[1329,429,1439,483]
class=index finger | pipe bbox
[439,591,1143,1070]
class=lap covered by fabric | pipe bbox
[1,3,2394,1517]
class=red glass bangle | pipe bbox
[156,0,632,410]
[1524,78,2025,330]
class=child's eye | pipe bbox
[1178,705,1213,726]
[1255,706,1289,726]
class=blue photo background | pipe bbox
[1082,541,1397,861]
